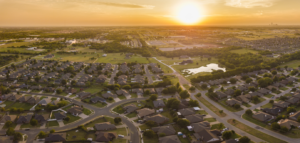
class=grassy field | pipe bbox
[261,103,273,108]
[46,121,59,127]
[196,96,227,117]
[228,119,287,143]
[279,60,300,69]
[125,112,137,118]
[84,84,103,94]
[63,113,81,124]
[4,101,33,110]
[83,108,92,115]
[230,48,258,54]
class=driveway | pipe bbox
[114,97,121,102]
[79,114,88,119]
[57,121,65,127]
[15,124,22,130]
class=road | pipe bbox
[109,65,118,84]
[152,57,300,143]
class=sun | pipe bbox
[177,4,203,25]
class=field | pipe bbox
[228,119,287,143]
[4,101,33,110]
[63,113,81,124]
[279,60,300,69]
[230,48,258,54]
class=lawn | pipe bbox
[243,103,251,107]
[280,87,289,91]
[97,53,149,64]
[228,119,287,143]
[196,96,227,117]
[211,123,225,130]
[62,105,72,111]
[261,103,273,108]
[40,96,47,99]
[230,48,258,54]
[63,113,81,124]
[251,97,266,104]
[4,101,33,110]
[112,106,124,114]
[279,60,300,69]
[125,112,137,118]
[131,93,138,98]
[164,75,179,85]
[118,95,126,100]
[91,102,107,108]
[160,110,175,124]
[66,129,95,141]
[46,121,59,127]
[103,127,127,136]
[84,84,103,94]
[204,118,217,122]
[83,108,92,115]
[172,125,190,143]
[51,97,57,101]
[139,124,152,130]
[265,94,274,98]
[112,138,127,143]
[198,110,208,115]
[85,116,120,127]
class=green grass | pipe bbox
[51,97,57,101]
[46,121,59,127]
[112,138,127,143]
[118,95,126,100]
[113,106,124,114]
[131,93,138,98]
[103,127,127,135]
[279,60,300,69]
[228,119,287,143]
[4,101,33,110]
[70,94,76,97]
[211,123,225,130]
[196,96,226,117]
[62,105,72,111]
[204,118,217,122]
[230,48,258,54]
[84,84,103,94]
[172,125,190,143]
[265,94,274,98]
[280,87,289,91]
[40,96,47,99]
[85,116,120,127]
[66,129,95,141]
[261,103,273,108]
[243,103,251,107]
[160,110,175,124]
[91,102,107,108]
[63,113,81,124]
[83,108,92,115]
[251,97,266,104]
[198,110,208,115]
[139,124,152,130]
[164,75,179,85]
[125,112,137,118]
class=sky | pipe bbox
[0,0,300,26]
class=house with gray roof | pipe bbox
[178,108,195,117]
[152,126,176,136]
[185,114,204,123]
[153,100,165,108]
[252,112,274,122]
[95,122,117,131]
[144,114,169,125]
[16,113,33,124]
[123,104,138,113]
[159,135,181,143]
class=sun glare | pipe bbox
[177,3,203,25]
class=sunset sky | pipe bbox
[1,0,300,26]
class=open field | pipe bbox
[230,48,258,54]
[279,60,300,69]
[228,119,287,143]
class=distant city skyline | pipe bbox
[1,0,300,26]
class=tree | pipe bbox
[143,130,155,138]
[269,100,274,104]
[245,109,253,115]
[114,117,122,124]
[201,84,207,89]
[179,90,190,99]
[14,132,23,141]
[280,126,289,133]
[271,70,277,75]
[233,104,240,109]
[189,86,196,91]
[56,88,62,94]
[292,88,297,92]
[30,119,38,126]
[4,121,13,128]
[145,120,157,127]
[122,85,131,90]
[245,78,253,84]
[239,136,250,143]
[252,96,259,103]
[38,131,47,138]
[258,77,273,88]
[297,116,300,122]
[149,94,158,101]
[144,90,150,95]
[196,93,201,97]
[176,82,180,89]
[271,122,281,130]
[208,87,214,93]
[64,116,70,121]
[61,79,67,85]
[222,131,232,140]
[6,128,15,136]
[234,89,241,97]
[50,129,55,133]
[189,99,199,107]
[166,98,180,109]
[248,86,255,92]
[230,78,237,84]
[287,107,296,113]
[177,119,190,128]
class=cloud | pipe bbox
[94,2,154,9]
[225,0,277,8]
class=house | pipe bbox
[191,123,221,143]
[96,75,107,83]
[152,126,176,136]
[262,107,281,116]
[67,106,83,116]
[221,139,238,143]
[136,108,155,118]
[95,122,117,131]
[225,89,235,95]
[226,99,242,106]
[102,92,117,98]
[178,108,195,117]
[289,111,300,121]
[153,100,166,108]
[144,114,169,125]
[38,98,51,106]
[34,114,49,124]
[7,94,22,102]
[76,91,92,99]
[27,97,40,104]
[286,97,300,104]
[116,89,130,96]
[185,114,204,123]
[159,135,181,143]
[257,88,271,95]
[90,96,106,103]
[252,112,274,122]
[45,133,66,142]
[54,112,67,121]
[249,92,264,97]
[1,94,14,100]
[95,132,116,142]
[65,88,77,94]
[273,101,290,109]
[19,96,32,103]
[293,93,300,99]
[215,91,228,100]
[278,119,300,130]
[190,121,211,132]
[123,104,138,113]
[16,113,33,124]
[134,74,144,83]
[0,115,17,124]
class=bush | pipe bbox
[177,119,190,128]
[38,131,47,138]
[233,104,240,109]
[280,126,289,133]
[269,100,274,104]
[30,119,38,126]
[196,93,201,97]
[222,131,232,140]
[245,109,253,115]
[271,122,280,130]
[145,121,157,127]
[114,117,122,124]
[143,130,155,138]
[239,136,250,143]
[189,86,196,91]
[50,129,55,133]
